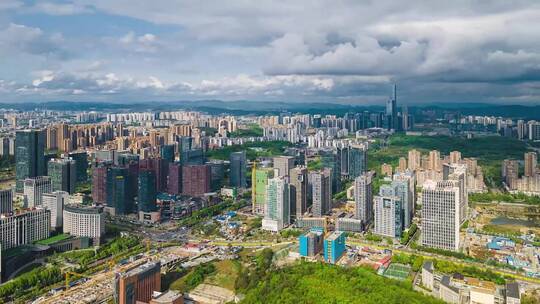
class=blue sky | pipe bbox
[0,0,540,104]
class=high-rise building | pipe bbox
[230,151,247,188]
[48,158,77,194]
[160,144,175,163]
[15,130,45,191]
[289,166,307,219]
[408,149,421,171]
[23,176,52,208]
[138,170,157,212]
[428,150,441,171]
[298,228,324,257]
[524,152,537,177]
[107,167,133,215]
[42,191,69,229]
[392,171,416,229]
[115,262,161,304]
[502,159,519,188]
[262,176,290,232]
[398,157,407,172]
[421,180,463,251]
[374,185,403,238]
[354,172,374,228]
[0,189,13,214]
[443,163,468,223]
[207,160,225,191]
[139,158,168,193]
[182,165,211,197]
[348,144,367,179]
[68,151,88,182]
[167,163,182,195]
[273,156,295,177]
[310,169,332,217]
[0,208,50,250]
[92,163,110,204]
[320,150,341,194]
[324,231,346,264]
[252,167,274,215]
[386,84,398,130]
[449,151,462,164]
[338,147,349,177]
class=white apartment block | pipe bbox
[42,191,69,229]
[374,194,402,238]
[262,177,290,232]
[63,205,104,239]
[0,208,50,250]
[421,180,462,251]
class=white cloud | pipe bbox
[32,2,92,15]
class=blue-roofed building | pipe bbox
[324,231,346,264]
[299,228,324,257]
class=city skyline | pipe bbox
[0,1,539,104]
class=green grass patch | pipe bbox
[35,233,71,245]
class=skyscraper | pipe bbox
[428,150,441,171]
[421,180,463,251]
[289,166,308,219]
[273,155,295,177]
[386,84,398,130]
[138,170,157,213]
[207,160,225,191]
[320,150,341,194]
[15,130,45,191]
[374,187,403,238]
[68,151,89,182]
[167,162,182,195]
[48,158,77,194]
[92,163,110,204]
[392,171,416,229]
[107,167,133,215]
[43,191,69,230]
[524,152,537,177]
[262,176,290,232]
[354,171,374,228]
[182,164,211,197]
[230,151,247,188]
[23,176,52,208]
[348,144,367,179]
[310,169,332,217]
[408,149,421,171]
[252,167,274,215]
[160,144,175,163]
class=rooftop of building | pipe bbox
[64,204,103,214]
[326,231,344,241]
[121,261,161,277]
[151,290,183,303]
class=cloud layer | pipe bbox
[0,0,540,104]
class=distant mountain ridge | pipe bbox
[1,100,540,119]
